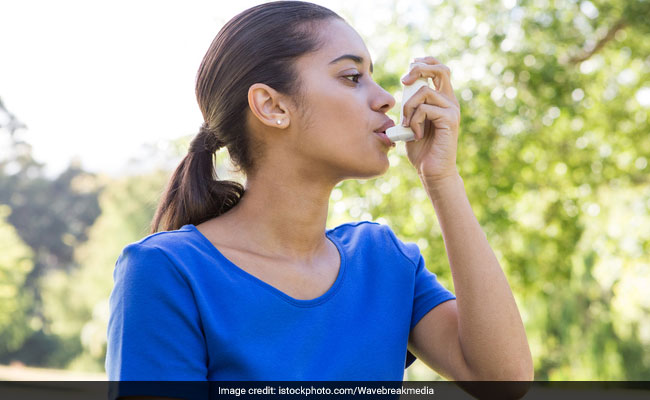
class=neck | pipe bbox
[218,165,336,263]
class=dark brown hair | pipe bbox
[151,1,341,233]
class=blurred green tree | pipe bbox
[0,205,35,356]
[335,0,650,380]
[0,98,102,367]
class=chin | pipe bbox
[355,152,391,179]
[331,140,391,179]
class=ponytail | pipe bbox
[150,125,244,233]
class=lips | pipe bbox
[374,131,394,147]
[374,119,396,147]
[374,119,396,134]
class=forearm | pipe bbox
[422,173,533,380]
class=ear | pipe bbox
[247,83,291,129]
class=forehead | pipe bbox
[308,19,371,66]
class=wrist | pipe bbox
[421,172,465,203]
[419,169,462,189]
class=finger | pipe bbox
[414,56,442,65]
[402,86,454,127]
[409,104,458,140]
[424,117,433,138]
[402,63,454,97]
[402,63,451,92]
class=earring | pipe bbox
[276,120,282,125]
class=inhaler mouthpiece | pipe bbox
[385,62,431,143]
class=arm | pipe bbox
[402,57,533,380]
[408,173,533,381]
[399,56,532,381]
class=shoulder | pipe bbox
[131,224,197,251]
[119,225,201,260]
[327,220,390,242]
[327,220,420,268]
[115,225,203,279]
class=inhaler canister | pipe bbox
[385,63,430,143]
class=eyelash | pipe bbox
[343,73,363,84]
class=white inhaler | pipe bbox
[385,62,431,143]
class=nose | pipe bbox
[371,82,396,114]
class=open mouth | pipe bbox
[374,119,396,147]
[374,130,394,147]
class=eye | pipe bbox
[343,73,363,84]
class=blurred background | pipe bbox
[1,0,649,381]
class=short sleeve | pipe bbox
[383,225,456,369]
[105,242,208,384]
[410,253,456,330]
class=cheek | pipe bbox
[296,80,369,147]
[313,92,367,134]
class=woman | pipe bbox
[106,0,532,384]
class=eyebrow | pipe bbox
[329,54,373,74]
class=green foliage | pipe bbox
[0,114,102,366]
[336,0,650,380]
[0,205,35,355]
[0,155,102,277]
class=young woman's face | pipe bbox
[289,18,396,181]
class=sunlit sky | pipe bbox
[0,0,363,177]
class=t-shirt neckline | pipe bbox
[183,224,347,308]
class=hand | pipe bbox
[401,56,461,185]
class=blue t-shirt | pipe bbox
[105,221,455,381]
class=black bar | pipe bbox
[0,380,648,400]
